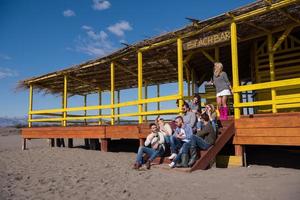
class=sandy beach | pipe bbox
[0,129,300,200]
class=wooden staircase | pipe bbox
[189,119,235,172]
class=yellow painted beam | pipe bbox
[110,62,115,125]
[63,75,68,126]
[234,77,300,92]
[138,51,143,123]
[272,26,294,52]
[267,34,277,113]
[230,22,241,119]
[28,84,33,128]
[235,97,300,108]
[177,38,184,113]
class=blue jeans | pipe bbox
[173,142,191,164]
[136,146,164,165]
[164,135,171,144]
[170,135,184,154]
[190,134,211,150]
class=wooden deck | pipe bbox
[21,112,300,171]
[233,112,300,146]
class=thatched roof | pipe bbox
[18,0,300,96]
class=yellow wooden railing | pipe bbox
[233,77,300,112]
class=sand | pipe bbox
[0,128,300,200]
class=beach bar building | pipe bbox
[19,0,300,171]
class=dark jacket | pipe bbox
[196,122,216,145]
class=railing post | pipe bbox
[28,84,33,128]
[138,51,143,123]
[110,62,115,125]
[24,84,33,150]
[84,95,87,125]
[177,38,184,113]
[63,75,68,126]
[98,88,102,125]
[230,21,241,119]
[267,34,277,113]
[144,81,148,122]
[157,84,160,111]
[117,90,120,124]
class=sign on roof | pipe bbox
[183,31,231,50]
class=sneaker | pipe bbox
[168,153,177,160]
[169,162,176,168]
[133,162,141,170]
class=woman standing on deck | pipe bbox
[212,62,232,120]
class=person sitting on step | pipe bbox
[133,123,165,170]
[182,102,197,130]
[189,94,200,113]
[202,104,218,133]
[155,116,173,144]
[168,116,193,168]
[188,112,217,167]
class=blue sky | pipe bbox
[0,0,255,118]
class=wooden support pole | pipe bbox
[272,26,294,52]
[62,75,67,148]
[98,88,102,125]
[24,84,33,150]
[157,84,160,111]
[231,21,241,119]
[117,90,120,124]
[138,51,143,123]
[267,34,277,113]
[191,69,195,95]
[84,95,87,125]
[144,81,148,122]
[215,47,220,62]
[101,139,109,152]
[110,62,115,125]
[177,38,184,113]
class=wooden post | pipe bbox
[111,62,115,125]
[144,81,148,122]
[23,84,33,150]
[157,84,160,111]
[138,51,143,124]
[177,38,184,113]
[117,90,120,124]
[267,34,277,113]
[230,21,241,119]
[101,139,109,152]
[98,88,102,125]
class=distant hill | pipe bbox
[0,116,27,127]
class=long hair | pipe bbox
[214,62,223,77]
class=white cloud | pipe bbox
[107,21,132,37]
[92,0,111,10]
[81,25,92,30]
[0,67,18,79]
[75,26,115,57]
[0,54,11,60]
[63,9,76,17]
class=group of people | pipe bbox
[133,62,232,170]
